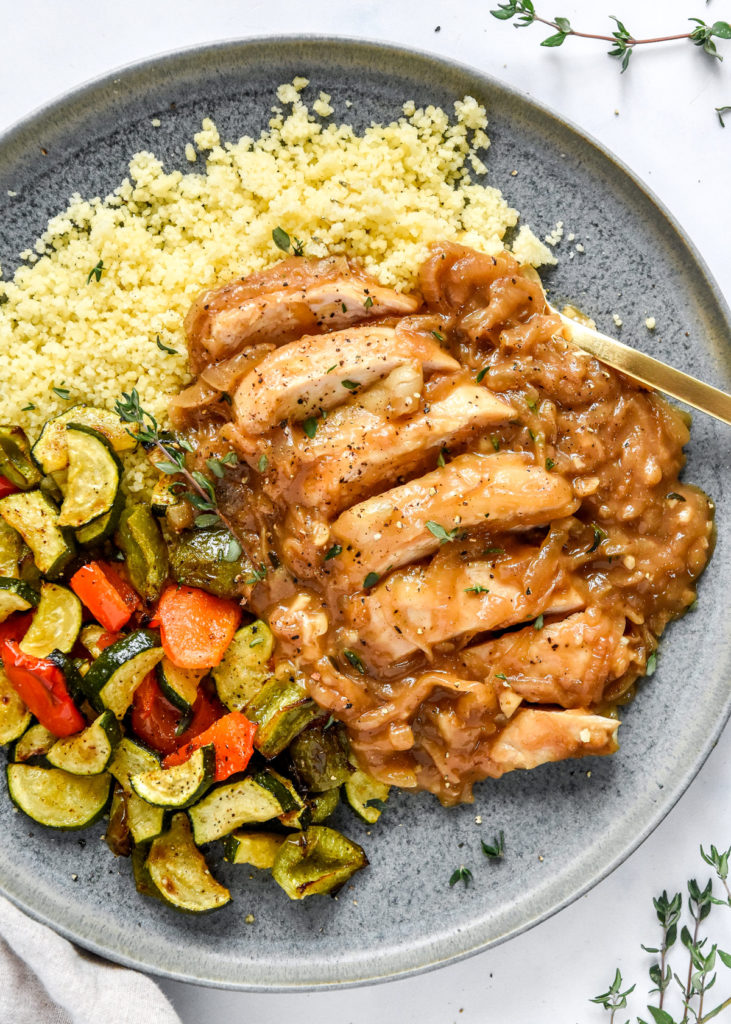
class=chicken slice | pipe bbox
[463,608,632,708]
[345,549,585,667]
[277,382,515,514]
[487,708,619,775]
[233,325,459,434]
[331,452,578,588]
[185,255,421,370]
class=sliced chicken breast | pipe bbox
[233,326,459,434]
[280,382,515,513]
[345,552,584,667]
[463,608,631,708]
[487,708,619,774]
[185,255,421,370]
[331,452,578,587]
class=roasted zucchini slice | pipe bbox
[290,721,352,792]
[245,667,318,759]
[13,722,56,762]
[115,505,168,602]
[0,491,75,577]
[75,488,125,546]
[263,769,310,830]
[150,474,184,517]
[0,577,39,622]
[309,787,340,824]
[344,769,391,824]
[144,812,231,913]
[0,426,41,491]
[46,710,121,775]
[7,764,110,829]
[58,425,122,529]
[156,658,205,713]
[271,826,368,900]
[31,405,138,474]
[212,620,274,712]
[131,744,215,809]
[82,629,164,718]
[18,582,81,657]
[0,666,31,745]
[79,624,107,660]
[108,737,165,844]
[224,831,284,869]
[105,782,133,857]
[0,518,22,577]
[188,768,300,845]
[170,527,249,599]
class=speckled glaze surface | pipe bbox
[0,37,729,992]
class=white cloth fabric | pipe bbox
[0,894,182,1024]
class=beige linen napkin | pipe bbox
[0,894,182,1024]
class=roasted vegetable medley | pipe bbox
[0,408,386,910]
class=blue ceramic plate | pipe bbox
[0,37,729,991]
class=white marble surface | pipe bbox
[1,1,729,1021]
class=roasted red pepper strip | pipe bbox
[163,712,257,781]
[1,640,85,736]
[70,561,138,632]
[0,475,20,499]
[0,611,34,648]
[130,672,224,756]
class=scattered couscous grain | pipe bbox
[645,316,657,330]
[0,79,552,495]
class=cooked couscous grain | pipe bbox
[0,79,551,494]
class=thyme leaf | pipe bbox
[449,866,473,888]
[86,259,104,284]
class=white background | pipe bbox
[1,1,729,1021]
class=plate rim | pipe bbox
[0,32,729,991]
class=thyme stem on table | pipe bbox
[490,2,731,73]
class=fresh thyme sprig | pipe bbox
[590,842,731,1023]
[449,865,473,888]
[490,2,731,73]
[272,226,305,257]
[114,388,243,557]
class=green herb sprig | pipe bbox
[426,520,462,544]
[114,388,243,557]
[449,866,473,888]
[272,226,304,256]
[490,3,731,74]
[590,842,731,1023]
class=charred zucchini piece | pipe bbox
[79,624,107,660]
[344,769,391,824]
[170,527,248,598]
[0,577,39,622]
[271,826,368,900]
[131,744,215,809]
[108,737,165,844]
[19,583,81,657]
[188,768,300,845]
[156,658,204,713]
[31,405,138,474]
[257,768,310,830]
[58,425,121,529]
[0,519,22,577]
[144,812,231,913]
[0,427,41,491]
[246,668,318,759]
[212,620,273,712]
[105,782,133,857]
[46,710,121,775]
[44,649,87,705]
[75,488,125,546]
[0,666,31,745]
[290,721,352,792]
[13,722,57,762]
[115,505,168,602]
[82,629,164,718]
[0,491,75,577]
[224,831,284,869]
[309,788,340,824]
[150,474,183,517]
[7,764,110,829]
